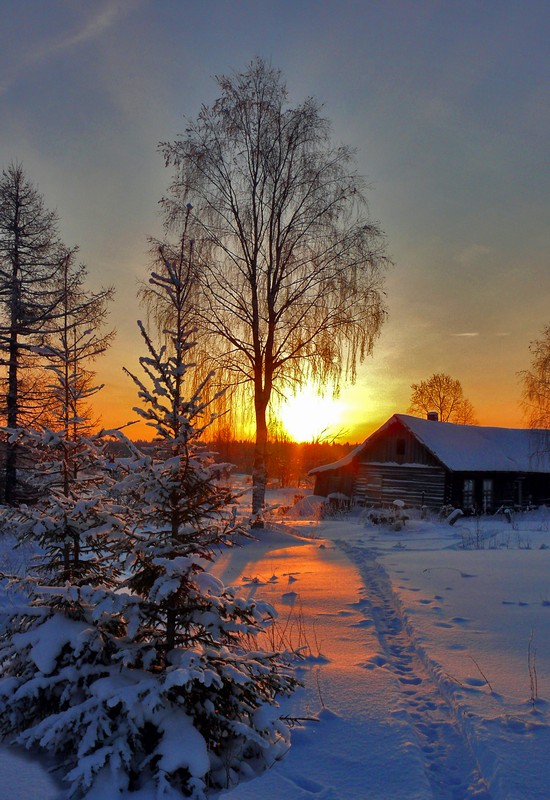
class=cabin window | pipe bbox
[396,438,406,458]
[463,479,474,510]
[482,479,493,512]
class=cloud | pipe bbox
[57,4,128,49]
[0,1,140,95]
[450,332,479,337]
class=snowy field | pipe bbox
[1,483,550,799]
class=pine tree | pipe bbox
[0,163,66,503]
[0,248,296,799]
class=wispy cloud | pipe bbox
[0,1,139,95]
[450,331,511,338]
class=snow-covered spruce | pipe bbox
[0,426,121,587]
[0,252,296,799]
[0,573,295,799]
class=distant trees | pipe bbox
[521,325,550,434]
[159,57,389,517]
[408,373,478,424]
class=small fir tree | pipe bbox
[0,250,295,799]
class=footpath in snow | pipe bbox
[214,521,503,800]
[214,526,434,799]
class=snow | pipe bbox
[2,492,550,798]
[156,711,209,776]
[216,499,550,799]
[12,615,92,675]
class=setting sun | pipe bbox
[278,385,346,442]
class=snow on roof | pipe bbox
[398,414,550,472]
[309,414,550,474]
[308,440,365,475]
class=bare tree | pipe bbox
[0,361,56,429]
[408,373,478,424]
[521,326,550,456]
[159,58,389,516]
[0,163,66,503]
[42,251,115,437]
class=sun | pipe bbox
[278,385,346,442]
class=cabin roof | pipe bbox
[309,414,550,475]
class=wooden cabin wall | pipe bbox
[313,465,355,498]
[360,423,440,467]
[355,463,446,507]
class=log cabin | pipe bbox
[309,414,550,512]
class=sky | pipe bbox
[1,0,549,442]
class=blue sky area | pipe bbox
[1,1,548,439]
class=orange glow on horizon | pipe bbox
[93,361,529,445]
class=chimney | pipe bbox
[427,411,439,422]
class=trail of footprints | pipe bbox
[341,543,492,800]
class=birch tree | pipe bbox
[521,325,550,457]
[160,58,389,516]
[408,373,478,424]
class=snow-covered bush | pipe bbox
[0,251,296,799]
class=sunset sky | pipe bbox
[1,1,548,442]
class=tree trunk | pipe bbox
[251,397,268,522]
[5,289,19,505]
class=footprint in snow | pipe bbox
[464,677,486,688]
[286,773,325,794]
[352,618,373,628]
[360,654,388,670]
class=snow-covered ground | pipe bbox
[2,485,550,799]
